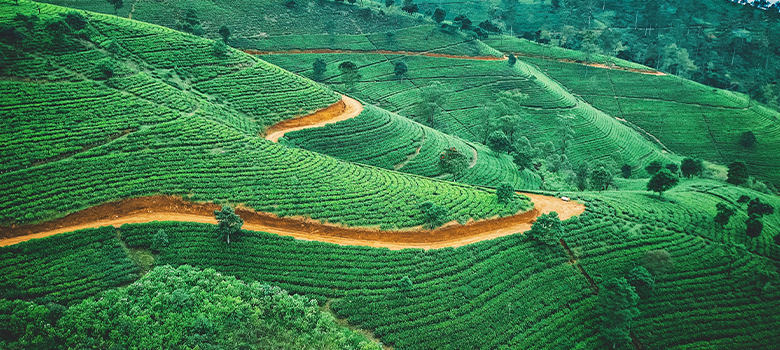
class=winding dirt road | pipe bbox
[265,95,362,142]
[0,194,583,249]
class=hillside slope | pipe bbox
[3,180,779,349]
[0,1,527,229]
[264,52,675,176]
[489,36,780,188]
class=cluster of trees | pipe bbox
[599,250,668,348]
[0,265,382,349]
[497,0,780,107]
[715,196,775,237]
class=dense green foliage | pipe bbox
[0,265,381,349]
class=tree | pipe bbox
[46,17,71,42]
[394,61,408,81]
[645,160,662,175]
[590,166,612,192]
[665,163,679,174]
[338,61,361,91]
[218,25,231,43]
[739,131,756,148]
[497,182,514,204]
[642,249,673,275]
[285,0,297,8]
[620,164,632,179]
[212,40,228,56]
[528,211,563,246]
[508,54,516,66]
[714,203,736,228]
[312,58,327,82]
[433,8,445,23]
[646,168,679,197]
[512,151,532,171]
[680,157,703,178]
[214,205,243,244]
[385,0,394,7]
[556,115,575,155]
[150,229,169,252]
[95,58,114,79]
[420,201,448,229]
[747,198,774,217]
[598,277,640,349]
[414,81,449,126]
[727,161,748,185]
[626,266,654,297]
[106,0,123,15]
[453,15,472,31]
[746,216,764,238]
[439,147,469,179]
[401,0,418,14]
[487,130,511,154]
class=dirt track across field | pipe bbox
[244,49,507,61]
[265,95,363,142]
[0,194,584,249]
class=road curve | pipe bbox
[265,95,363,142]
[0,194,584,249]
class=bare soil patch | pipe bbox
[265,95,362,142]
[0,194,584,249]
[244,49,506,61]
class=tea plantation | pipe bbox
[2,0,780,349]
[0,1,528,228]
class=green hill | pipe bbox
[0,1,529,229]
[263,52,675,177]
[2,179,779,349]
[502,49,780,188]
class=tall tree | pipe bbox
[214,205,243,244]
[439,147,470,180]
[218,25,231,43]
[556,115,575,155]
[433,8,445,23]
[598,278,640,349]
[590,166,612,192]
[680,157,703,178]
[420,201,448,229]
[401,0,418,14]
[714,202,736,228]
[312,58,327,82]
[528,211,564,246]
[726,161,748,185]
[487,130,512,154]
[646,168,679,197]
[338,61,361,91]
[106,0,123,15]
[394,61,408,81]
[620,164,632,179]
[645,160,662,175]
[496,182,515,204]
[414,81,449,126]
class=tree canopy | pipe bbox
[646,168,679,197]
[214,205,243,244]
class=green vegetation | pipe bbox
[282,104,540,190]
[517,54,780,188]
[1,265,382,349]
[5,179,779,348]
[0,1,525,229]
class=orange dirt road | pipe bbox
[0,194,584,249]
[265,95,363,142]
[244,49,507,61]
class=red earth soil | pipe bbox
[0,194,584,249]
